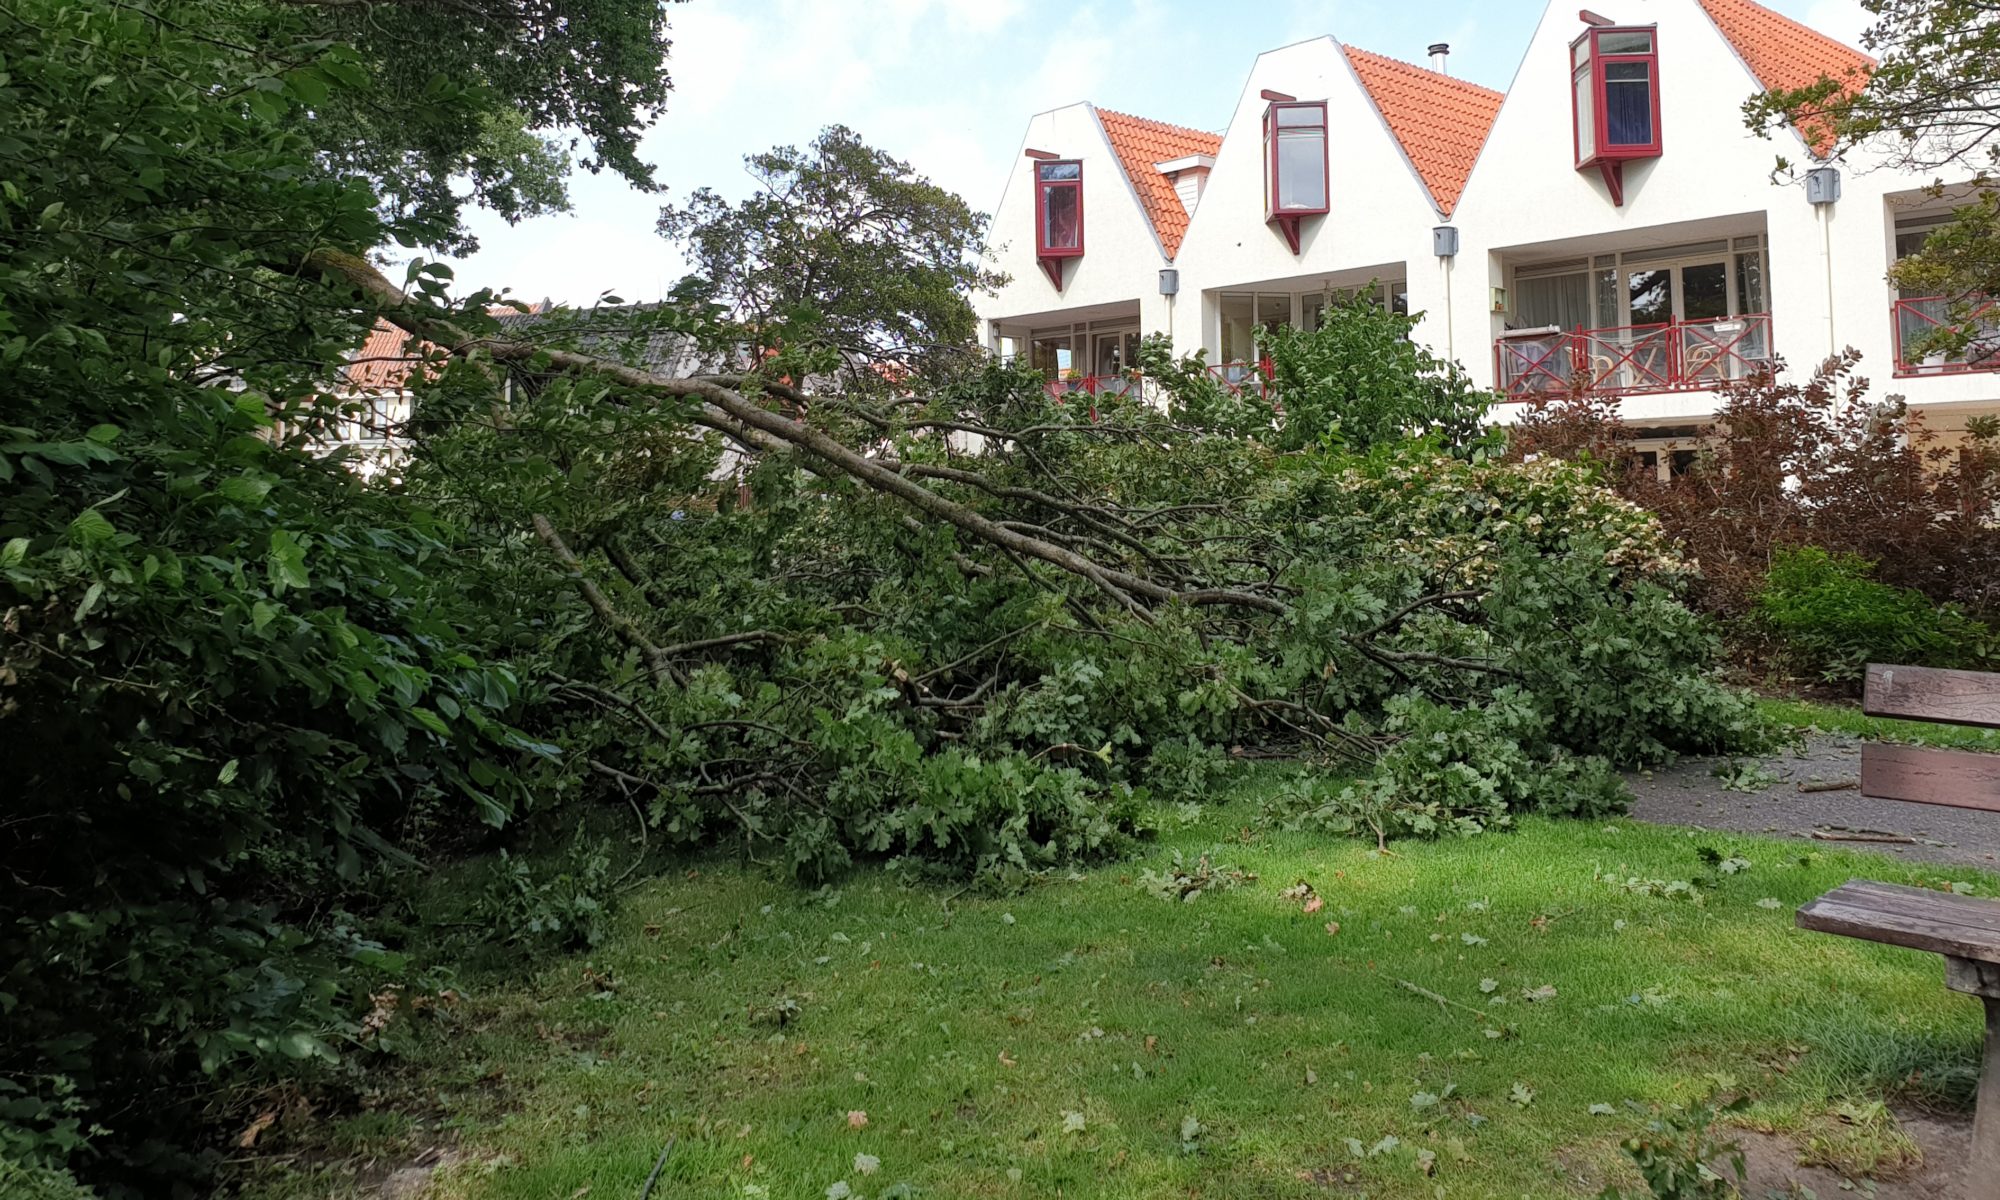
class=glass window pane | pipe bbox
[1594,265,1619,328]
[1031,335,1072,378]
[1042,184,1079,250]
[1389,282,1409,316]
[1599,31,1653,54]
[1219,293,1255,362]
[1574,68,1596,160]
[1628,269,1672,325]
[1605,64,1652,146]
[1572,39,1592,69]
[1276,104,1324,128]
[1735,250,1766,313]
[1517,272,1592,331]
[1259,293,1292,331]
[1039,161,1080,182]
[1682,261,1730,322]
[1276,129,1326,210]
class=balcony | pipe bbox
[1496,314,1774,401]
[1894,296,2000,376]
[1042,371,1146,401]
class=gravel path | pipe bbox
[1626,734,2000,871]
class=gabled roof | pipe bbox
[1697,0,1874,156]
[1095,108,1224,258]
[342,319,430,390]
[1342,47,1504,218]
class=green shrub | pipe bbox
[0,1157,98,1200]
[1758,546,1998,683]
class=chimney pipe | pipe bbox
[1428,42,1451,74]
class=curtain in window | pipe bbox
[1516,272,1592,331]
[1604,62,1652,146]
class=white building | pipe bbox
[976,0,1999,461]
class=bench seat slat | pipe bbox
[1864,664,2000,730]
[1813,881,2000,937]
[1796,881,2000,965]
[1861,744,2000,812]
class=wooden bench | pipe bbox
[1796,664,2000,1194]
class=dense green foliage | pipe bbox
[0,1,667,1191]
[657,124,1005,386]
[1744,0,2000,355]
[1,3,1763,1191]
[400,297,1760,890]
[1758,546,1998,682]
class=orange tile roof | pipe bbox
[342,318,432,390]
[1697,0,1874,157]
[1342,47,1504,218]
[1095,108,1223,259]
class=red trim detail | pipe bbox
[1598,161,1625,206]
[1579,8,1615,26]
[1571,25,1663,204]
[1033,159,1084,292]
[1260,89,1296,102]
[1024,148,1058,161]
[1893,296,2000,376]
[1495,314,1775,400]
[1263,100,1329,254]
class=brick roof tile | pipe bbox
[342,319,430,390]
[1341,46,1503,218]
[1095,108,1224,259]
[1697,0,1874,157]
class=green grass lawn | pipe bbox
[262,769,2000,1200]
[1756,696,2000,751]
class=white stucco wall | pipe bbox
[1450,0,2000,419]
[970,0,2000,423]
[1169,37,1449,361]
[974,104,1174,349]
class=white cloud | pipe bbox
[1803,0,1873,48]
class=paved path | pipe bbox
[1627,734,2000,871]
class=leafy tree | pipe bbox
[657,125,1007,387]
[0,0,669,1189]
[1745,0,2000,342]
[304,0,683,249]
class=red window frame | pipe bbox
[1263,100,1328,254]
[1571,25,1662,169]
[1033,159,1084,288]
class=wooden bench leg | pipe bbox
[1945,959,2000,1198]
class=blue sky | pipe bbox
[443,0,1870,306]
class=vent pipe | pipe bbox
[1428,43,1451,74]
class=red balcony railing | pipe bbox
[1893,296,2000,376]
[1206,359,1273,398]
[1042,372,1145,401]
[1496,313,1774,401]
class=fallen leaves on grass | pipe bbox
[846,1110,868,1130]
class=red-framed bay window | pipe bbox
[1262,98,1328,254]
[1033,159,1083,289]
[1571,23,1661,206]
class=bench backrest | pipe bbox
[1860,664,2000,812]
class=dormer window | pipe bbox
[1262,100,1327,253]
[1034,159,1083,288]
[1571,25,1661,206]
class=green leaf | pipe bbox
[74,582,104,622]
[219,475,272,505]
[68,507,115,546]
[85,423,120,444]
[267,529,309,594]
[0,537,26,568]
[409,706,449,737]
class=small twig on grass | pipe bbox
[1797,778,1859,794]
[638,1135,676,1200]
[1396,979,1500,1028]
[1811,825,1916,844]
